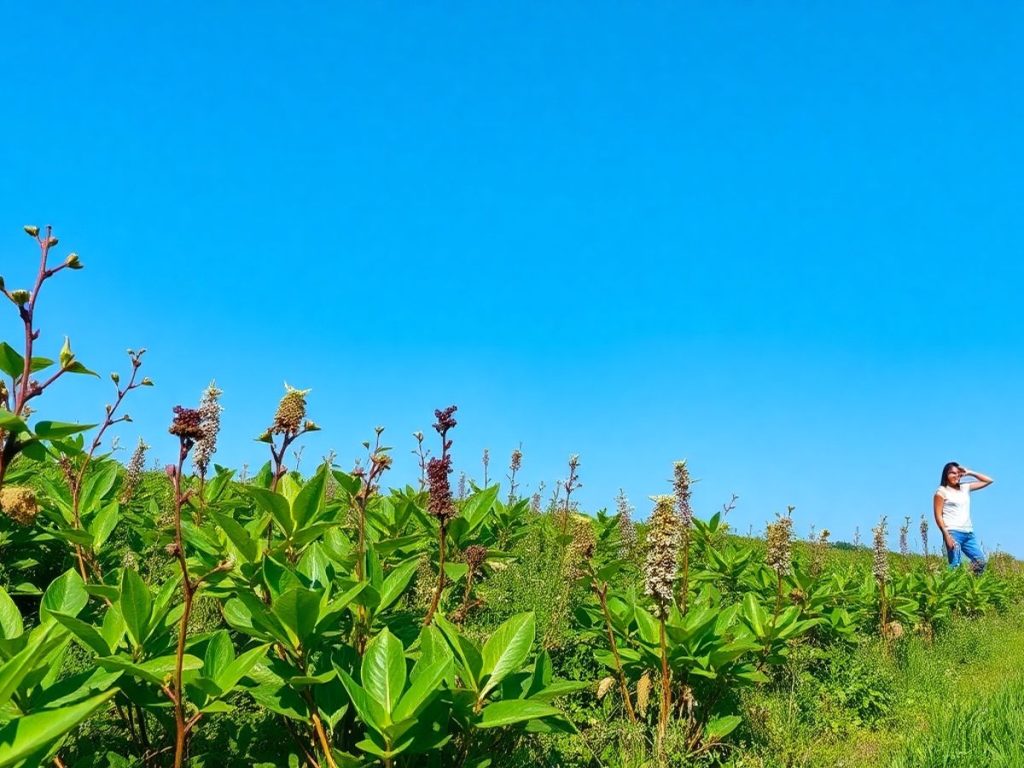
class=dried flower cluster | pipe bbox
[615,489,637,558]
[507,446,523,501]
[643,495,681,617]
[920,515,929,556]
[636,672,652,715]
[168,405,205,443]
[120,438,150,503]
[427,455,455,522]
[464,544,488,570]
[563,515,597,580]
[673,460,693,530]
[809,528,831,576]
[872,516,889,583]
[0,485,38,526]
[899,516,910,557]
[765,511,794,576]
[192,381,223,478]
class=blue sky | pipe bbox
[2,3,1023,553]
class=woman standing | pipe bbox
[933,462,993,573]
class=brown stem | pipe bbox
[595,581,637,723]
[169,445,196,768]
[657,618,671,754]
[423,523,447,626]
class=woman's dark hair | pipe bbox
[940,461,961,488]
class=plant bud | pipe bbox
[305,420,320,432]
[47,236,59,247]
[10,290,30,306]
[141,377,154,386]
[0,276,4,291]
[111,372,120,384]
[59,337,74,368]
[65,253,82,269]
[23,225,39,237]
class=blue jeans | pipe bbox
[944,530,986,573]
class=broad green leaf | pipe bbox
[392,657,449,723]
[119,568,152,648]
[378,560,420,613]
[88,502,120,552]
[50,612,111,656]
[476,699,560,728]
[29,356,53,373]
[704,714,742,742]
[435,614,482,691]
[250,488,293,536]
[40,569,88,623]
[460,485,499,532]
[337,670,387,735]
[79,461,120,513]
[292,466,327,528]
[0,588,23,640]
[203,630,235,682]
[211,511,259,564]
[361,628,406,717]
[33,421,97,440]
[0,625,56,708]
[0,689,117,767]
[97,654,203,686]
[64,361,99,377]
[480,613,535,700]
[218,643,271,691]
[0,411,27,435]
[271,587,321,648]
[0,343,24,380]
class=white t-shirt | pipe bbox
[936,485,972,532]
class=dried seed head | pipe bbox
[765,511,794,576]
[510,447,522,473]
[673,460,693,529]
[464,544,488,570]
[168,405,205,441]
[597,676,615,700]
[432,405,458,435]
[192,381,223,478]
[636,672,652,715]
[643,495,681,617]
[427,454,456,523]
[272,383,310,436]
[872,516,889,583]
[0,486,38,526]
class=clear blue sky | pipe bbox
[2,4,1023,553]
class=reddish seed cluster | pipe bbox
[464,544,488,570]
[432,405,458,435]
[168,405,205,441]
[427,454,455,523]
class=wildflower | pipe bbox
[120,438,149,503]
[615,489,637,558]
[0,486,38,526]
[643,495,681,617]
[765,511,794,576]
[457,471,466,500]
[564,516,597,580]
[192,381,223,478]
[427,454,456,523]
[510,447,522,473]
[168,405,204,442]
[920,515,929,555]
[272,383,310,436]
[530,492,542,513]
[673,460,693,530]
[809,528,831,576]
[872,516,889,583]
[899,516,910,557]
